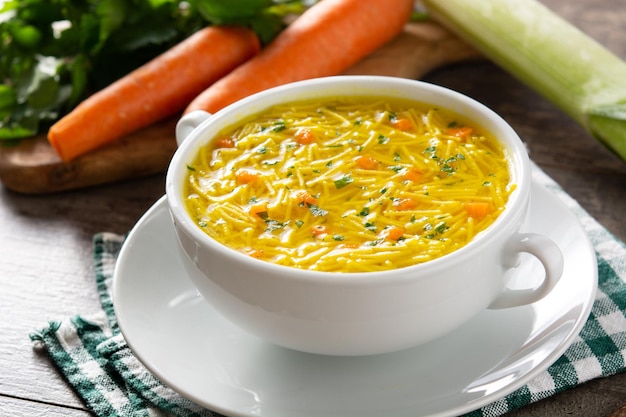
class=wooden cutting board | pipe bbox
[0,22,480,194]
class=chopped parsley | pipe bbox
[424,221,449,239]
[441,163,455,174]
[334,175,354,189]
[265,219,289,232]
[435,222,449,234]
[364,222,377,232]
[270,121,286,132]
[424,146,438,160]
[307,203,328,217]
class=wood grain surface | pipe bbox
[1,1,625,416]
[0,118,178,194]
[610,403,626,417]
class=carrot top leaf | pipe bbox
[194,0,309,45]
[0,0,205,141]
[0,0,308,141]
[195,0,272,22]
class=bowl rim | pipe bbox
[165,75,531,284]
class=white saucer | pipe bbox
[114,179,597,417]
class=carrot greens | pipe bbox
[0,0,307,142]
[0,0,200,140]
[194,0,311,44]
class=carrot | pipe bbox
[294,190,317,205]
[446,126,474,139]
[184,0,414,114]
[48,26,261,161]
[236,169,260,184]
[392,117,413,131]
[294,128,315,145]
[215,136,236,148]
[248,203,268,218]
[355,155,379,170]
[380,226,405,241]
[338,243,359,249]
[311,225,329,237]
[402,168,422,182]
[242,248,264,258]
[464,201,492,219]
[394,198,417,211]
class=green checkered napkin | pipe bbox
[31,165,626,417]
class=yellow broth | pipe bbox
[184,97,515,272]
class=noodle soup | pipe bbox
[183,97,515,272]
[167,76,563,355]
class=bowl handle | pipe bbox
[175,110,212,147]
[490,233,564,309]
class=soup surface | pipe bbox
[184,97,515,272]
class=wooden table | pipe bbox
[1,1,625,415]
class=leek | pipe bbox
[421,0,626,163]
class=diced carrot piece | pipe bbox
[355,154,379,169]
[403,168,422,182]
[184,0,414,115]
[311,225,329,237]
[394,198,417,211]
[380,226,405,241]
[215,136,235,148]
[295,127,315,144]
[464,201,491,219]
[392,117,413,131]
[243,248,264,259]
[294,190,317,205]
[446,126,473,139]
[236,169,260,184]
[248,203,268,218]
[339,243,359,249]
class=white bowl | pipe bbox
[166,76,563,356]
